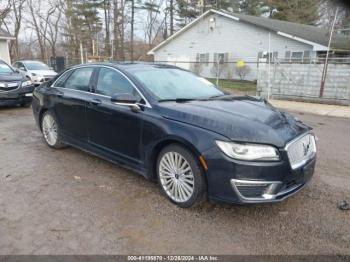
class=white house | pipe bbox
[148,9,350,81]
[0,28,14,64]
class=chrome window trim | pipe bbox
[284,132,316,170]
[51,65,152,108]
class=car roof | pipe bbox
[71,62,180,72]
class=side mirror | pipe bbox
[19,67,26,71]
[111,93,141,112]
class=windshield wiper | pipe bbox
[158,98,197,103]
[208,94,235,100]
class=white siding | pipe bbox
[153,14,314,80]
[0,40,11,64]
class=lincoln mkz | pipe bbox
[32,63,316,207]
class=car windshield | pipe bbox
[0,63,14,74]
[132,67,224,101]
[25,62,50,70]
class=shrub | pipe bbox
[235,61,251,80]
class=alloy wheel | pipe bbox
[42,114,58,146]
[158,152,195,203]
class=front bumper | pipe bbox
[204,146,316,204]
[32,76,55,86]
[230,158,314,203]
[0,85,35,106]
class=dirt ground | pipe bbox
[0,106,349,255]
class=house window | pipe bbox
[214,53,228,64]
[259,52,275,62]
[291,52,303,61]
[285,51,312,62]
[218,53,225,64]
[196,53,209,66]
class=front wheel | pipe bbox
[157,144,207,208]
[41,111,65,149]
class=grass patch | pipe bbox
[207,78,257,92]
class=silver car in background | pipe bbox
[13,60,57,86]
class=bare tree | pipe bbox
[113,0,126,60]
[103,0,112,57]
[44,0,63,58]
[169,0,173,35]
[27,0,56,60]
[235,64,251,80]
[130,0,135,61]
[141,0,163,47]
[0,1,11,27]
[320,0,350,31]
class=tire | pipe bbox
[41,111,65,149]
[156,144,207,208]
[20,102,31,108]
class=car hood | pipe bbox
[0,72,25,82]
[157,96,310,148]
[29,70,57,76]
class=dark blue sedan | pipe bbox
[32,63,316,207]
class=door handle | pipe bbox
[90,98,102,106]
[56,91,64,97]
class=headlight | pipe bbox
[21,80,32,87]
[216,140,280,161]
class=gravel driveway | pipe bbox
[0,106,349,255]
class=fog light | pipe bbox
[231,179,282,201]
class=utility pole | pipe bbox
[97,35,99,58]
[267,32,271,100]
[80,42,84,64]
[111,38,114,60]
[319,7,339,98]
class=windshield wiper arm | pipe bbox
[208,94,234,100]
[158,98,197,103]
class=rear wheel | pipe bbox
[41,111,65,149]
[157,144,206,208]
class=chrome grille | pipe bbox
[0,82,20,92]
[286,133,316,169]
